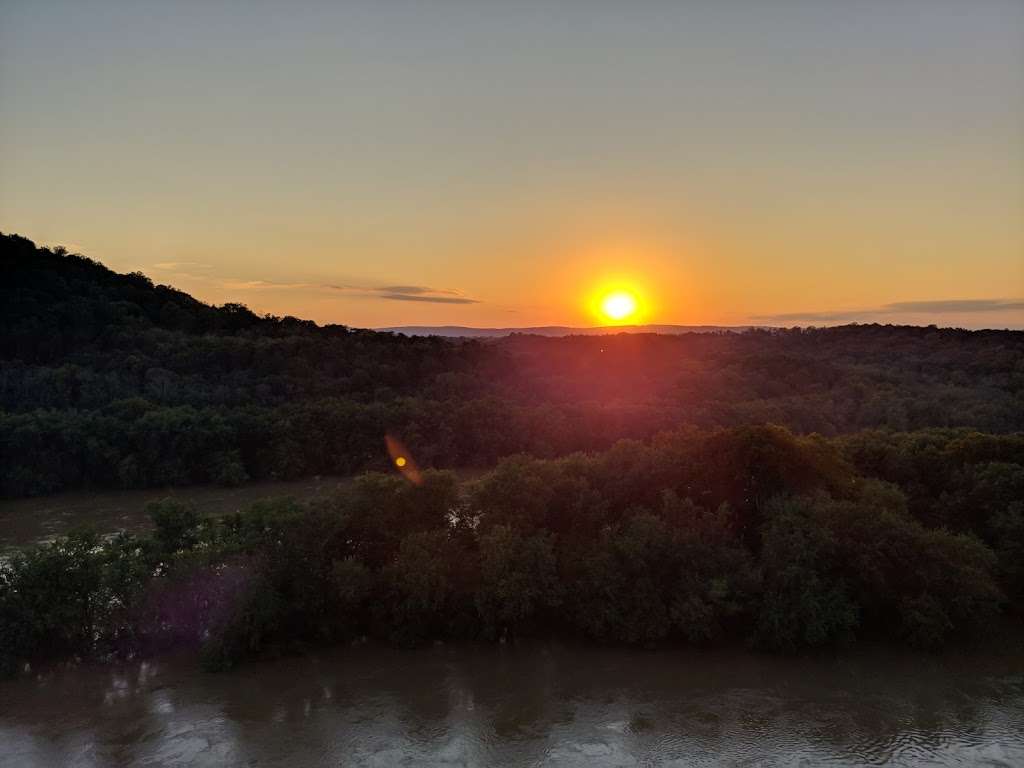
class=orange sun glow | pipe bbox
[599,290,639,323]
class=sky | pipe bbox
[2,1,1022,329]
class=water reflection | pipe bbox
[1,643,1023,767]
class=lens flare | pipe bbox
[385,434,422,484]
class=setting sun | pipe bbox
[600,291,639,323]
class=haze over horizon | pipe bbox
[2,1,1022,329]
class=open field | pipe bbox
[0,477,347,553]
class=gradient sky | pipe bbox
[2,1,1022,328]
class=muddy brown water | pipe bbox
[1,642,1022,767]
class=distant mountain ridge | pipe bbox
[378,324,761,338]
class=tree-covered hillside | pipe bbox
[2,232,1022,497]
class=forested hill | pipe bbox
[2,232,1023,497]
[1,231,465,368]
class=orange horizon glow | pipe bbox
[2,4,1022,331]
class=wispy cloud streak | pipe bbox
[755,299,1024,323]
[325,284,479,304]
[377,285,462,297]
[146,265,480,304]
[884,299,1024,313]
[152,261,212,271]
[375,293,479,304]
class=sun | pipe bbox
[600,290,639,323]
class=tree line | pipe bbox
[2,425,1020,675]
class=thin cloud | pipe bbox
[755,299,1024,323]
[325,283,479,304]
[152,261,212,271]
[222,279,314,291]
[150,271,316,293]
[883,299,1024,314]
[375,293,479,304]
[377,285,462,297]
[145,268,481,304]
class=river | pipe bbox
[1,642,1022,767]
